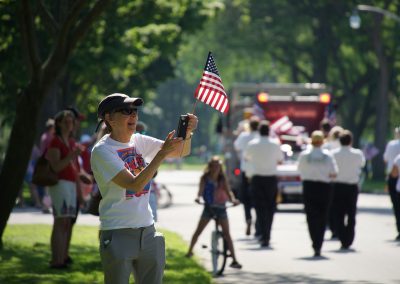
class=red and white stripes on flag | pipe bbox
[194,52,229,114]
[271,116,293,134]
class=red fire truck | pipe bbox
[224,83,334,203]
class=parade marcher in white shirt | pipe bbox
[383,126,400,241]
[244,120,284,247]
[322,125,343,240]
[331,130,365,250]
[234,117,260,236]
[391,154,400,195]
[91,93,198,284]
[298,131,338,257]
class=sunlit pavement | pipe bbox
[10,170,400,283]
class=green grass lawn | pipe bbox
[0,225,213,284]
[159,157,207,171]
[361,178,386,193]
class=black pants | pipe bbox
[240,172,253,222]
[302,181,333,252]
[332,183,358,247]
[328,199,337,237]
[251,175,278,243]
[388,176,400,234]
[240,172,260,235]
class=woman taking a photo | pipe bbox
[91,93,198,284]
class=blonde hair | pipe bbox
[201,156,227,183]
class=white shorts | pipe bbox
[49,180,77,218]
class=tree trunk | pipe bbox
[371,14,389,180]
[352,88,374,148]
[0,0,111,249]
[0,83,45,249]
[311,10,331,83]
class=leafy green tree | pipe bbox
[178,0,400,179]
[0,0,219,248]
[0,0,112,248]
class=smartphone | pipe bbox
[176,115,189,138]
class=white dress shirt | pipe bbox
[244,137,283,177]
[332,146,365,184]
[393,154,400,192]
[384,139,400,173]
[234,131,259,171]
[297,147,338,183]
[322,139,341,151]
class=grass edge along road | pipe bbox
[0,224,213,284]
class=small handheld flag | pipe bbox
[193,52,229,114]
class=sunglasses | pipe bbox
[114,108,138,115]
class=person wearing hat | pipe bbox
[91,93,198,284]
[297,130,338,257]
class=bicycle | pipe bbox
[197,201,238,277]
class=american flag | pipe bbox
[271,116,293,134]
[194,52,229,114]
[270,115,304,137]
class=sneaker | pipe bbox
[230,260,242,269]
[42,208,51,214]
[340,245,350,250]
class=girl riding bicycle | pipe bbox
[186,156,242,269]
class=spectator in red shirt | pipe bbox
[46,110,82,268]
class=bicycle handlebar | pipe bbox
[194,199,239,208]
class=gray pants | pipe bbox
[99,225,165,284]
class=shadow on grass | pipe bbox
[0,242,103,284]
[0,225,213,284]
[164,247,212,284]
[0,244,213,284]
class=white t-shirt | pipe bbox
[234,131,259,171]
[384,139,400,173]
[394,154,400,192]
[91,133,163,230]
[332,146,365,184]
[297,147,338,183]
[244,137,283,177]
[322,139,341,151]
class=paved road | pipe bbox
[9,170,400,283]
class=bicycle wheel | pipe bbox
[157,184,173,209]
[211,230,228,276]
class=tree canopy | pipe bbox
[0,0,220,247]
[176,0,400,177]
[1,0,399,248]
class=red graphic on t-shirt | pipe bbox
[117,147,150,199]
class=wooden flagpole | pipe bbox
[191,100,198,115]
